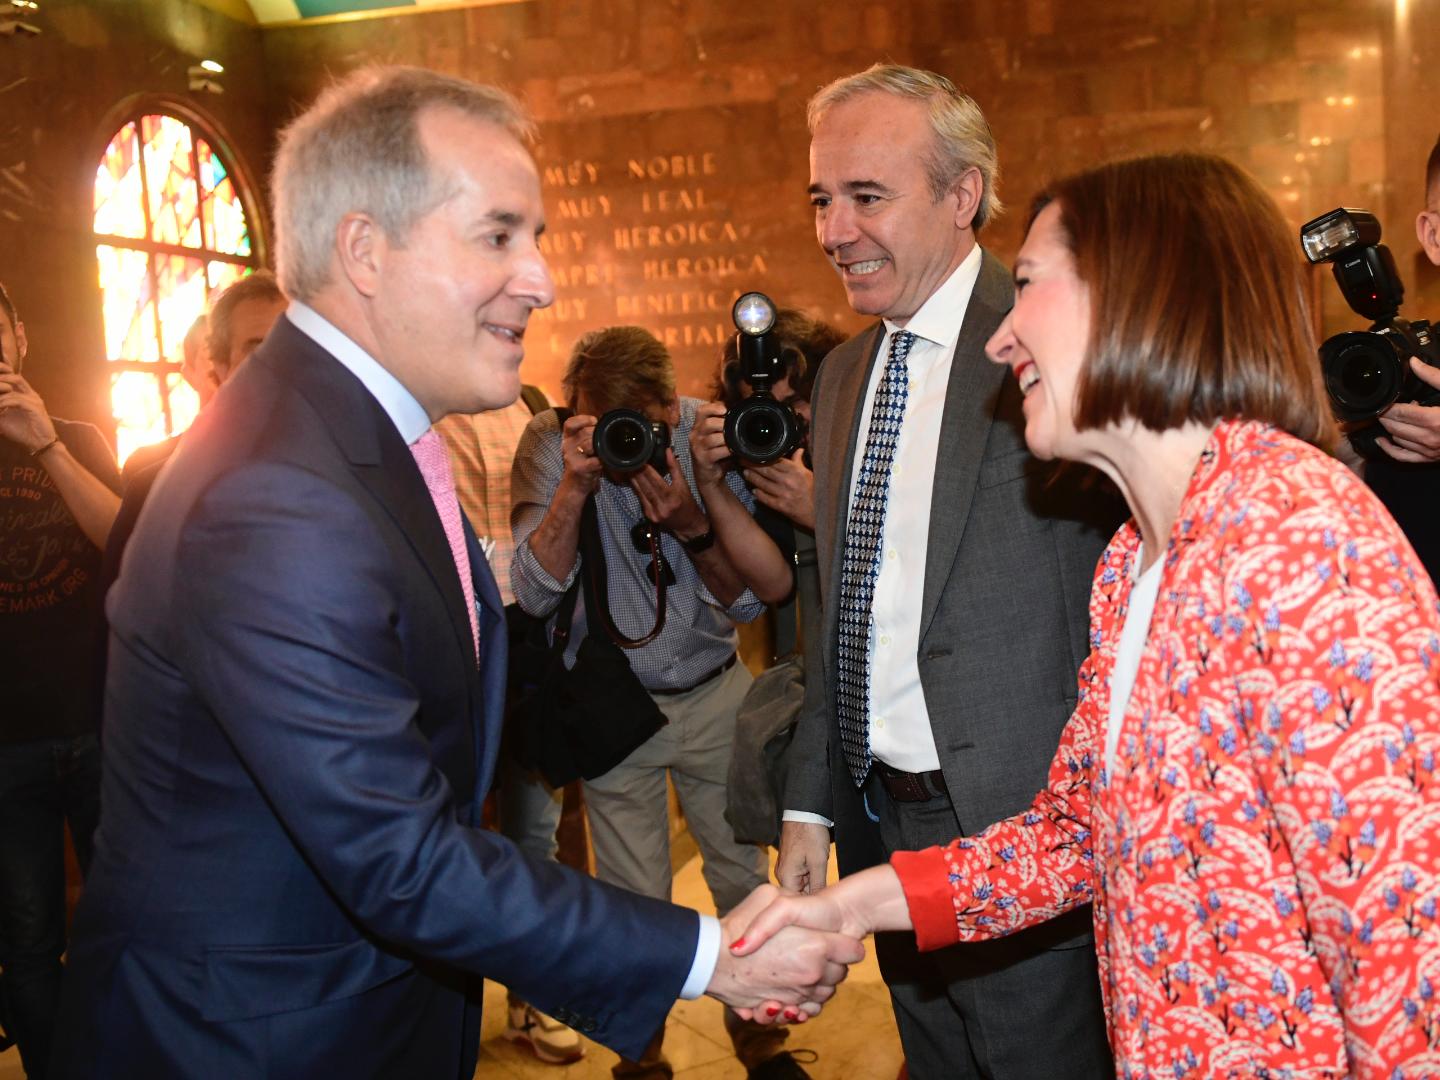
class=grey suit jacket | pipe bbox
[786,248,1120,875]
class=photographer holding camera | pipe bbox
[1297,140,1440,586]
[690,303,843,658]
[511,326,813,1080]
[1357,135,1440,583]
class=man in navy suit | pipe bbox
[53,66,860,1079]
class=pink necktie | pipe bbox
[410,429,479,660]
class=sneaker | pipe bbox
[505,1000,586,1064]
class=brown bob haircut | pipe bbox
[562,325,676,416]
[1037,153,1335,450]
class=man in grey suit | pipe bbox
[776,64,1117,1078]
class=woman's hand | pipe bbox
[728,864,910,957]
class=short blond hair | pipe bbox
[808,64,1002,230]
[272,66,532,301]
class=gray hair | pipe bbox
[207,269,285,375]
[272,65,534,301]
[808,64,1002,230]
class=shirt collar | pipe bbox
[883,243,983,352]
[286,300,432,445]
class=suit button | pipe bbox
[584,1019,598,1033]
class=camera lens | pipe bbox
[594,409,658,472]
[607,420,644,458]
[725,396,799,466]
[738,407,785,453]
[1320,331,1404,421]
[1339,354,1384,401]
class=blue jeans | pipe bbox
[0,734,101,1079]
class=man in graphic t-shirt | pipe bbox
[0,279,121,1079]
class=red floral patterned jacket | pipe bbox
[892,420,1440,1078]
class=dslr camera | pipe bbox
[593,408,671,474]
[724,292,806,466]
[1301,207,1440,459]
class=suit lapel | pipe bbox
[919,250,1015,641]
[265,319,482,704]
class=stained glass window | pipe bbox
[93,113,259,464]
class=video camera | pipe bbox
[1300,207,1440,459]
[593,408,671,475]
[723,292,806,466]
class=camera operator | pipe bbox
[690,308,843,632]
[510,326,812,1080]
[1342,136,1440,584]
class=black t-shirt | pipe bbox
[0,419,121,743]
[1365,457,1440,589]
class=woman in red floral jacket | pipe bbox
[733,154,1440,1078]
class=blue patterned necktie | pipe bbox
[836,329,915,788]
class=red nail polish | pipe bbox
[730,937,747,950]
[766,1005,780,1017]
[784,1009,798,1021]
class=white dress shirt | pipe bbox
[851,246,982,774]
[286,302,431,444]
[785,248,983,831]
[286,301,721,999]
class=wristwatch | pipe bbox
[679,526,716,554]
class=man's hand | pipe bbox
[558,413,603,496]
[632,449,708,540]
[742,450,815,530]
[0,363,59,453]
[1376,359,1440,463]
[706,883,864,1023]
[775,820,831,894]
[689,401,732,491]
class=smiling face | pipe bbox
[986,201,1094,463]
[808,93,976,325]
[368,106,554,420]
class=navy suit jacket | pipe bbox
[55,318,698,1078]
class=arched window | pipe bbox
[93,111,260,464]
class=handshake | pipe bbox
[703,866,901,1023]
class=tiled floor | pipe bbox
[1,849,902,1080]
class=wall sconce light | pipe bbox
[0,0,42,37]
[188,59,224,95]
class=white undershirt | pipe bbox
[1104,545,1164,776]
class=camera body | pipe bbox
[724,292,805,466]
[593,408,671,474]
[1301,208,1440,459]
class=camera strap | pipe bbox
[580,497,667,648]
